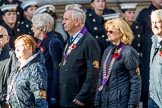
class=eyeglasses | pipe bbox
[0,34,8,38]
[107,30,120,34]
[107,30,114,34]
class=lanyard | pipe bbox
[62,27,87,66]
[98,43,125,91]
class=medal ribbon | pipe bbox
[63,27,87,62]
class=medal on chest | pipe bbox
[62,27,87,66]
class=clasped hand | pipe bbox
[73,99,84,106]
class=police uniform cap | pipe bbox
[21,0,38,10]
[103,13,121,20]
[119,3,137,10]
[34,5,55,15]
[0,4,18,12]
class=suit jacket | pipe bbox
[59,28,101,107]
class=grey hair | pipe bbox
[0,25,8,35]
[31,13,54,33]
[65,4,86,24]
[151,9,162,20]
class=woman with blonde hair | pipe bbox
[95,18,141,108]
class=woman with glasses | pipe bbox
[95,18,141,108]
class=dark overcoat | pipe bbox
[59,29,101,107]
[37,31,64,107]
[85,8,115,54]
[95,45,141,108]
[1,23,23,49]
[130,21,143,56]
[20,18,33,36]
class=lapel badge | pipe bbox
[136,67,140,75]
[93,60,99,69]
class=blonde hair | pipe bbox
[105,18,134,44]
[14,34,36,53]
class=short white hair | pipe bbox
[32,13,54,33]
[151,9,162,20]
[65,4,86,24]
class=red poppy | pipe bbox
[160,51,162,57]
[71,44,77,50]
[40,47,45,52]
[113,53,120,59]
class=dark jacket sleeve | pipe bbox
[75,38,101,103]
[123,46,141,105]
[48,39,64,101]
[0,50,17,103]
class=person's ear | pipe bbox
[91,2,95,8]
[39,27,42,31]
[75,19,80,26]
[7,36,10,41]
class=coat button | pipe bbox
[95,35,99,39]
[17,28,20,32]
[92,19,96,22]
[136,26,139,29]
[138,44,140,47]
[94,27,98,30]
[17,12,20,15]
[138,34,140,38]
[89,13,92,16]
[17,21,20,24]
[26,25,29,28]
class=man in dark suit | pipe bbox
[59,4,101,108]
